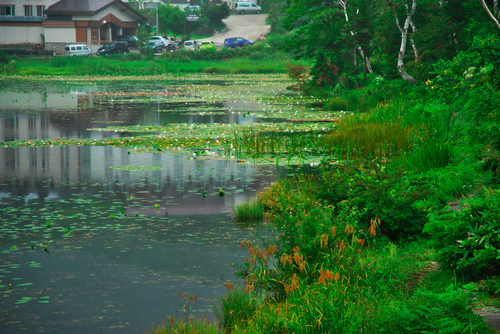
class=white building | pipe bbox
[0,0,146,54]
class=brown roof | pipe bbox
[45,0,146,21]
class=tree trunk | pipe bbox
[339,0,374,73]
[389,0,418,84]
[479,0,500,30]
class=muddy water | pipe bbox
[0,76,295,333]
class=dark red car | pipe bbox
[166,43,179,52]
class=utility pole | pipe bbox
[156,3,159,36]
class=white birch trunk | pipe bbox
[479,0,500,30]
[407,14,419,60]
[390,0,418,84]
[338,0,374,73]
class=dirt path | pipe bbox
[200,13,271,44]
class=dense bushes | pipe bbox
[425,188,500,280]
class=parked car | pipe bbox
[64,44,93,57]
[188,5,200,11]
[147,40,165,53]
[117,35,139,48]
[166,43,179,52]
[149,36,170,48]
[234,2,262,14]
[164,37,176,44]
[224,37,253,48]
[183,40,196,51]
[96,41,130,56]
[199,41,216,51]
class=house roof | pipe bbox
[45,0,147,21]
[166,0,189,4]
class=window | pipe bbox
[36,5,44,16]
[24,5,33,16]
[0,5,15,16]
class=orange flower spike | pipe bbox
[194,293,197,301]
[248,241,252,253]
[319,269,325,284]
[169,316,174,325]
[190,295,194,305]
[240,240,246,249]
[331,226,336,236]
[288,256,293,265]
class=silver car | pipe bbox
[234,2,262,14]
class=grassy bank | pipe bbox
[0,35,304,77]
[151,37,500,333]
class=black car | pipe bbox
[117,35,139,48]
[96,41,130,56]
[166,43,179,52]
[147,40,165,53]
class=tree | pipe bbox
[263,0,286,33]
[158,3,186,36]
[136,25,152,55]
[282,0,379,89]
[383,0,419,84]
[479,0,500,30]
[201,4,231,28]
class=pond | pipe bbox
[0,74,338,333]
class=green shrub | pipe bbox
[317,162,429,240]
[125,52,141,61]
[0,51,8,64]
[377,284,494,333]
[324,96,348,111]
[425,187,500,279]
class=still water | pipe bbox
[0,75,296,333]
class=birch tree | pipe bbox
[478,0,500,30]
[337,0,374,74]
[385,0,419,84]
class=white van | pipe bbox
[234,2,262,14]
[64,44,93,57]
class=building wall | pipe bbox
[44,27,75,43]
[0,0,58,16]
[0,24,44,44]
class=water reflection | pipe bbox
[0,77,289,333]
[0,146,274,333]
[0,81,267,143]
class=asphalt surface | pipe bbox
[199,13,271,44]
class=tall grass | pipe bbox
[213,286,258,332]
[145,316,220,334]
[322,117,419,160]
[233,199,264,222]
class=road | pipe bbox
[199,13,271,44]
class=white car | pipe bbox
[64,44,93,57]
[149,36,169,49]
[183,40,196,51]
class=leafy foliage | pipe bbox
[425,188,500,280]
